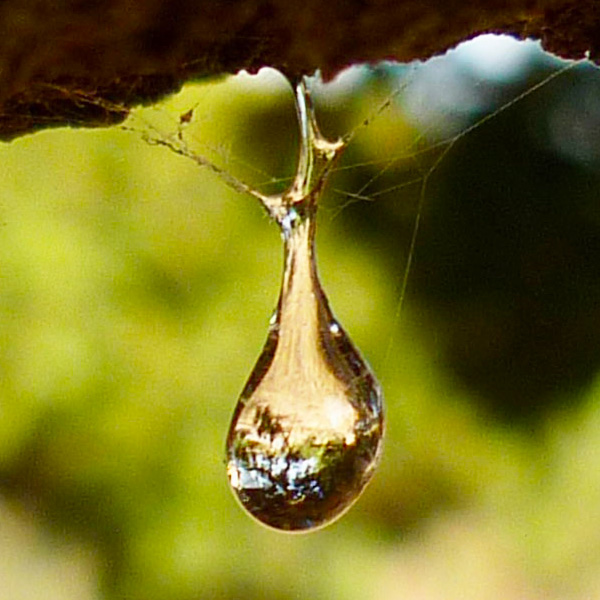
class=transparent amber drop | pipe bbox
[225,77,384,532]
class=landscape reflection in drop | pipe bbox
[226,75,384,532]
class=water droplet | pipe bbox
[226,76,384,532]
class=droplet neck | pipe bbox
[260,77,345,234]
[278,212,321,359]
[290,79,344,202]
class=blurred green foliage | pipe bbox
[1,39,600,599]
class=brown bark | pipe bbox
[0,0,597,141]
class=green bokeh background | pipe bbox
[2,39,600,599]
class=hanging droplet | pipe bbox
[226,76,384,532]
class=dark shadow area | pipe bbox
[340,58,600,424]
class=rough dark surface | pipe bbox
[0,0,598,140]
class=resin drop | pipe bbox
[226,77,384,532]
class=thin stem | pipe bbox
[262,76,345,232]
[293,78,313,199]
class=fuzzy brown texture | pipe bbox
[0,0,597,140]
